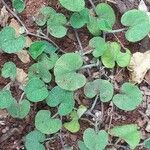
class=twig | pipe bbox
[88,0,96,10]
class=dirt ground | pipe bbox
[0,0,150,150]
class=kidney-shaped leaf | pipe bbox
[12,0,25,13]
[25,130,46,150]
[109,124,141,149]
[83,128,108,150]
[0,26,25,53]
[112,82,143,111]
[54,53,86,91]
[84,79,114,102]
[35,110,62,134]
[121,9,150,42]
[59,0,85,12]
[7,99,30,119]
[46,86,75,116]
[24,77,48,102]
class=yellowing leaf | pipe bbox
[16,50,30,63]
[128,50,150,84]
[16,68,28,85]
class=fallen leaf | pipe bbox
[0,6,9,27]
[138,0,148,12]
[128,50,150,84]
[16,50,30,63]
[25,36,32,48]
[146,121,150,132]
[16,68,28,85]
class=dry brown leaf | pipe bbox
[16,50,30,63]
[128,50,150,84]
[0,6,9,27]
[16,68,28,85]
[25,36,32,48]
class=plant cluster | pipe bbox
[0,0,150,150]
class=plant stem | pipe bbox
[88,0,96,10]
[3,82,11,90]
[19,92,25,102]
[90,95,99,112]
[106,28,126,33]
[52,112,59,119]
[81,60,99,69]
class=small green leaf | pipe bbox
[109,124,141,149]
[89,37,107,57]
[7,99,30,119]
[28,62,52,83]
[83,128,108,150]
[77,105,87,118]
[12,0,25,13]
[78,141,88,150]
[0,90,14,109]
[35,110,62,134]
[59,0,85,12]
[35,6,56,26]
[70,8,89,28]
[112,82,143,111]
[64,111,80,133]
[84,79,114,102]
[24,78,49,102]
[25,130,46,150]
[1,62,17,79]
[46,86,75,116]
[47,13,67,38]
[0,26,25,53]
[121,9,150,42]
[54,53,86,91]
[144,138,150,149]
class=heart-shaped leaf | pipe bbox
[1,61,17,79]
[109,124,141,149]
[64,111,80,133]
[25,130,46,150]
[47,13,67,38]
[0,26,25,53]
[46,86,75,116]
[95,3,116,31]
[70,8,89,29]
[7,99,30,119]
[54,53,86,91]
[144,138,150,149]
[84,79,114,102]
[83,128,108,150]
[101,42,131,68]
[28,62,52,83]
[121,9,150,42]
[59,0,85,12]
[35,110,62,134]
[0,90,14,109]
[112,82,143,111]
[12,0,25,13]
[24,77,49,102]
[35,6,56,26]
[89,37,107,57]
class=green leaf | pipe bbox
[35,6,56,26]
[78,141,88,150]
[47,13,67,38]
[0,26,25,53]
[28,62,52,83]
[7,99,30,119]
[46,86,75,116]
[1,61,17,79]
[95,3,116,31]
[12,0,25,13]
[101,42,131,68]
[59,0,85,12]
[24,78,49,102]
[89,37,107,57]
[64,111,80,133]
[77,105,87,118]
[54,53,86,91]
[84,79,114,102]
[109,124,141,149]
[144,138,150,149]
[0,90,14,109]
[70,8,89,28]
[112,82,143,111]
[121,9,150,42]
[25,130,46,150]
[35,110,62,134]
[83,128,108,150]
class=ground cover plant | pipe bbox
[0,0,150,149]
